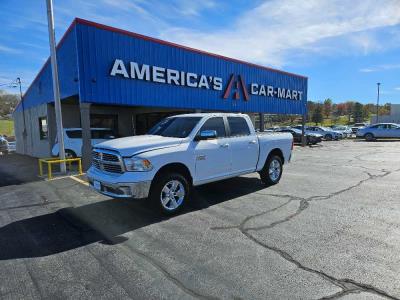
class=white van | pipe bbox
[51,128,116,158]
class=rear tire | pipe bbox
[149,172,190,215]
[260,155,283,186]
[364,133,374,141]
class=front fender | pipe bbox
[137,143,195,180]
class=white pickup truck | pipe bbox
[87,113,293,214]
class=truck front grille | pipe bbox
[92,149,124,174]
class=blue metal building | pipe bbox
[13,18,307,159]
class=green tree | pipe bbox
[352,102,363,123]
[323,98,332,118]
[307,101,316,122]
[345,101,355,123]
[0,90,19,118]
[312,103,323,125]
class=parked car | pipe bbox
[351,122,368,133]
[87,113,294,214]
[277,128,322,145]
[356,123,400,141]
[306,126,343,140]
[266,126,281,132]
[51,128,116,158]
[7,141,16,153]
[0,136,9,154]
[331,125,353,138]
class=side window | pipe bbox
[66,130,82,139]
[228,117,250,136]
[92,130,115,139]
[38,117,48,140]
[199,117,226,138]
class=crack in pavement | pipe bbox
[210,167,400,299]
[52,183,217,300]
[121,243,220,300]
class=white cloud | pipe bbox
[0,44,21,54]
[359,64,400,72]
[174,0,216,16]
[395,87,400,90]
[159,0,400,67]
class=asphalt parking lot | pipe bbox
[1,140,400,299]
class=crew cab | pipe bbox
[87,113,293,214]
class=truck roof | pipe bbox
[64,127,112,131]
[172,112,248,118]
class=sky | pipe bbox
[0,0,399,104]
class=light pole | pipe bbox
[376,82,381,123]
[46,0,66,173]
[15,78,27,154]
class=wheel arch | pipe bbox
[364,132,375,141]
[153,162,193,185]
[264,148,285,167]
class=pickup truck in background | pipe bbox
[87,113,293,214]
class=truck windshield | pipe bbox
[148,117,201,138]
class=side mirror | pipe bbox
[195,130,217,141]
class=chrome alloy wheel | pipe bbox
[160,180,185,211]
[269,159,281,182]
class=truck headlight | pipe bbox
[123,157,153,172]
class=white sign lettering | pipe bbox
[110,59,303,100]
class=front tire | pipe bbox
[65,149,77,159]
[149,172,190,215]
[260,155,283,186]
[325,134,333,141]
[364,133,374,142]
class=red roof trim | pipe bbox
[74,18,307,80]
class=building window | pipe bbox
[90,114,118,135]
[39,117,48,140]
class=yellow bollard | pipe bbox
[47,162,52,180]
[38,157,83,180]
[78,159,83,175]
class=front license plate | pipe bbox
[93,180,101,191]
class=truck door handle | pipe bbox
[249,140,257,144]
[220,143,229,148]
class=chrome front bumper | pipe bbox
[87,177,151,199]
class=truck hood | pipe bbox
[95,135,184,157]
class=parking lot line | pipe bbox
[69,175,89,186]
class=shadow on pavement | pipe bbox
[0,176,265,260]
[0,154,40,187]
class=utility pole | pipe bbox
[259,113,264,132]
[16,78,27,154]
[376,82,381,124]
[46,0,66,173]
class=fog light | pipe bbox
[119,186,131,196]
